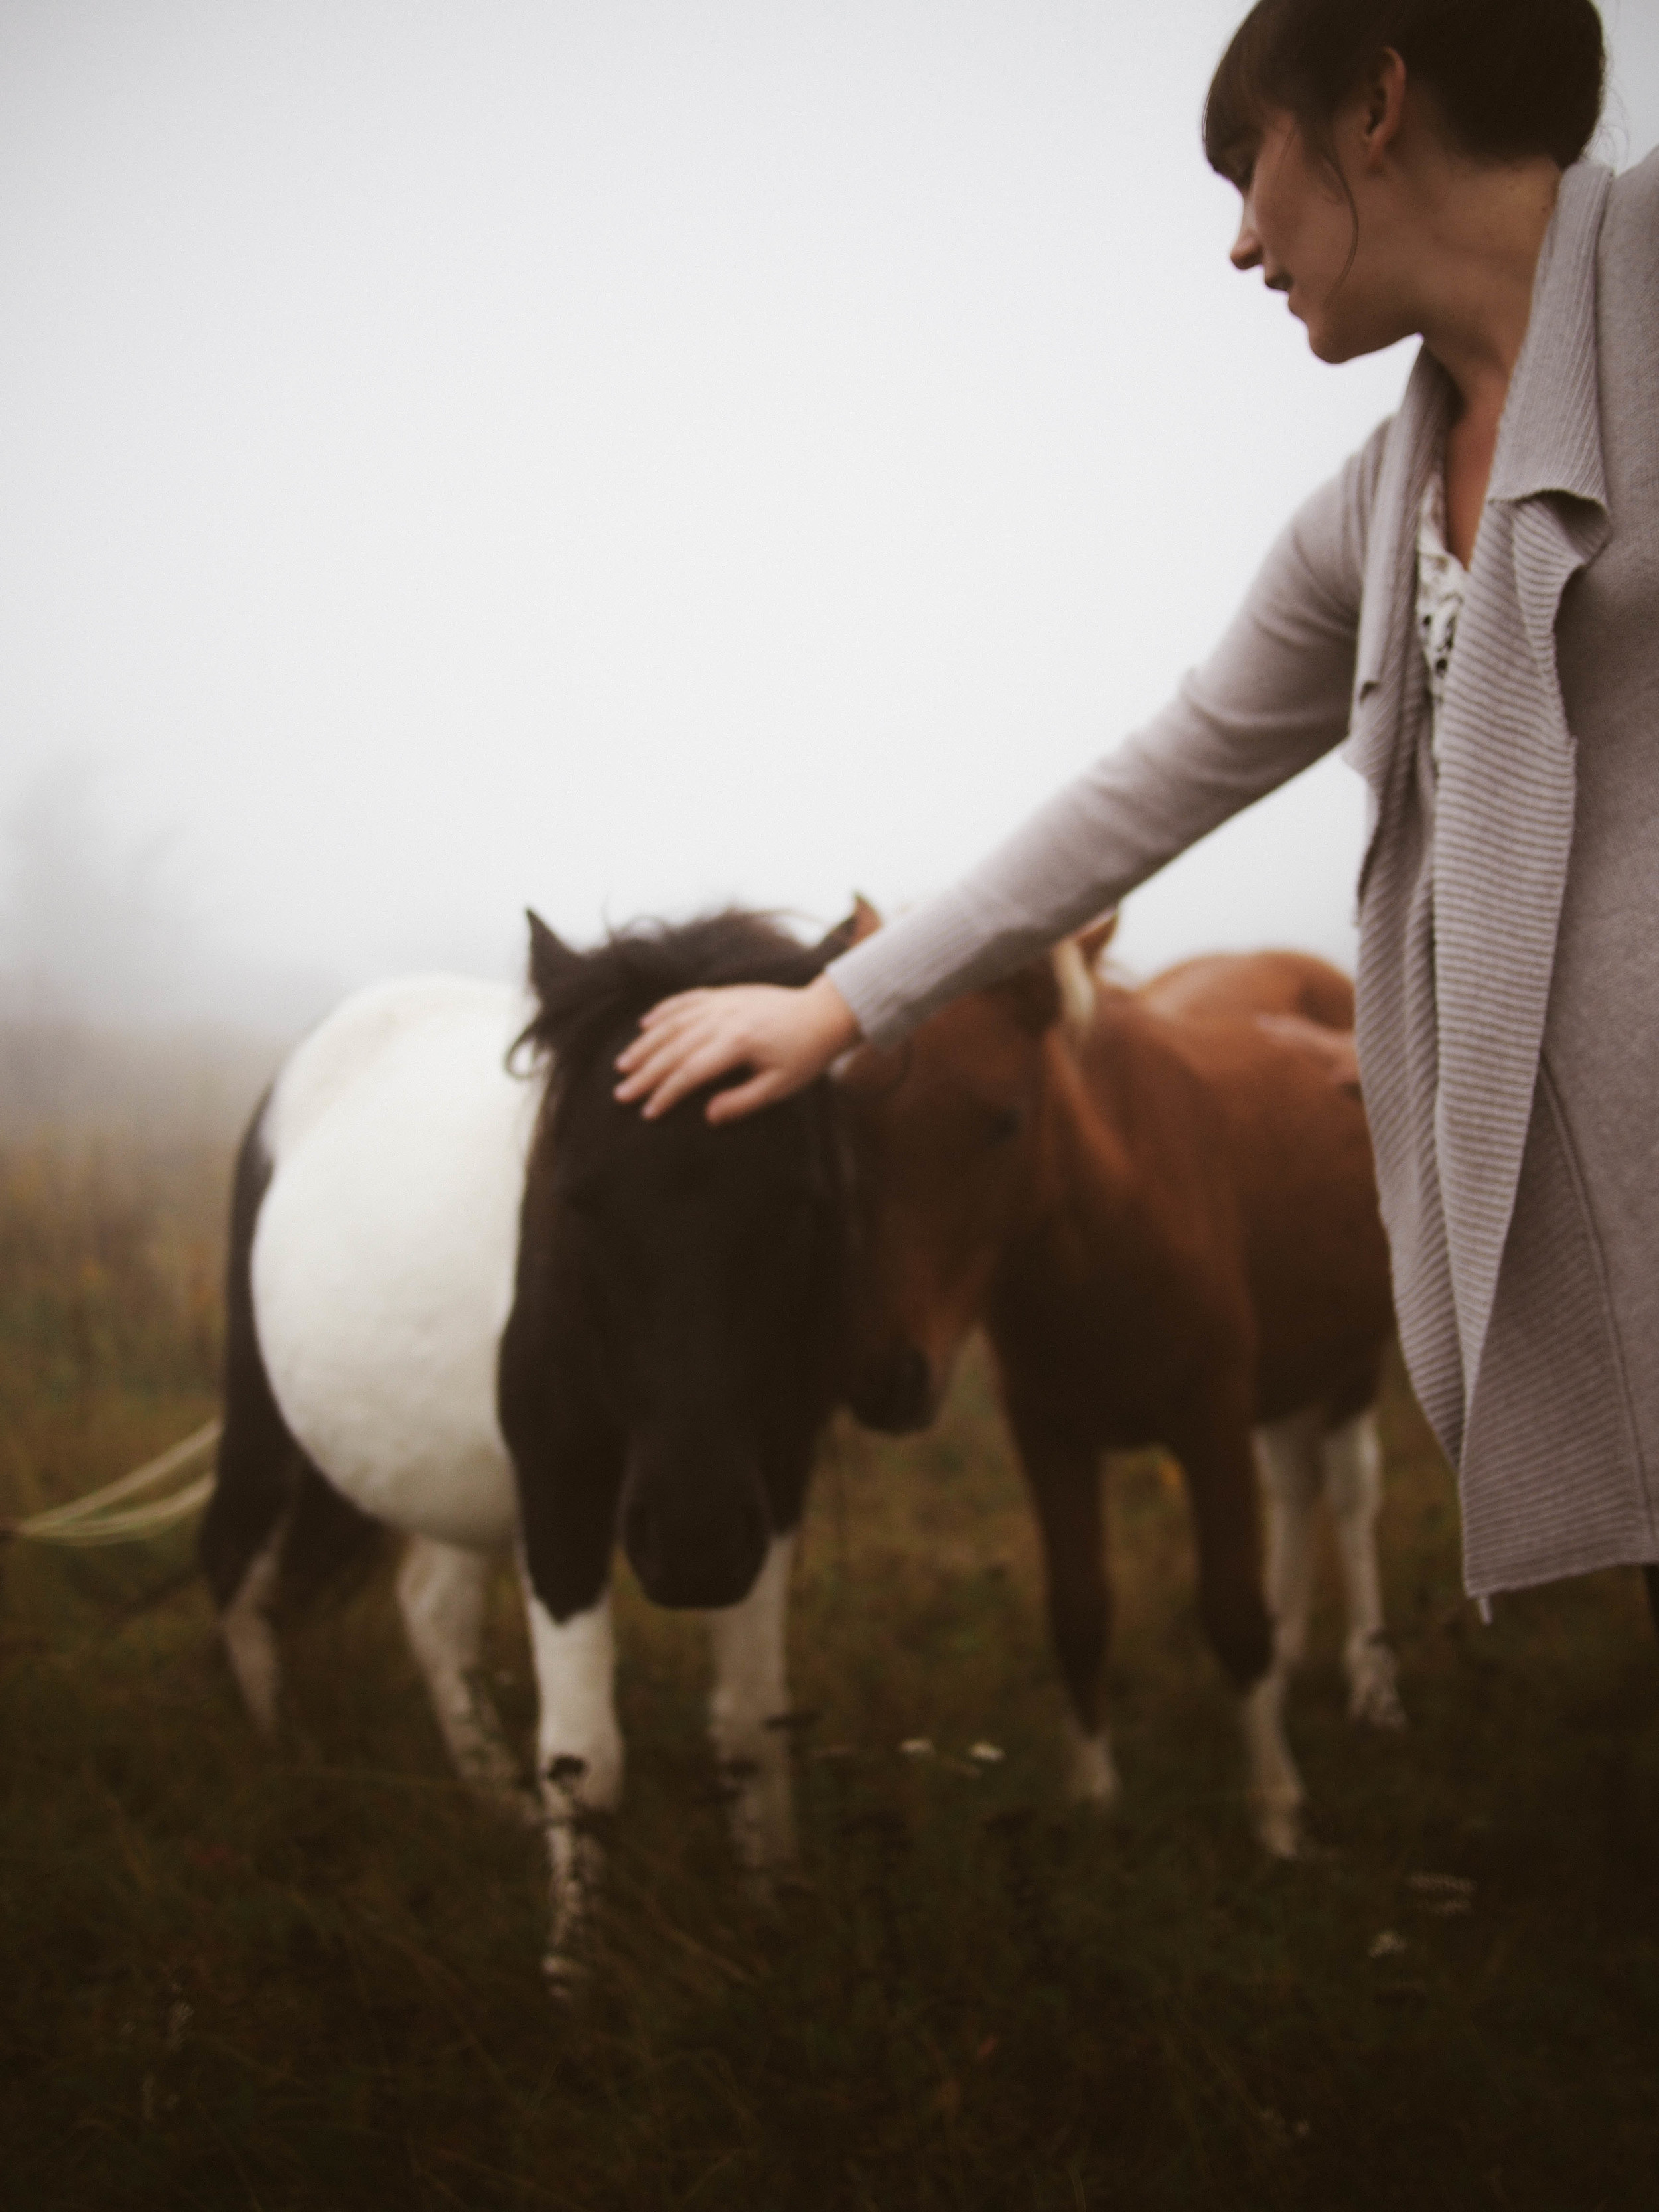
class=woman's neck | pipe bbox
[1408,156,1561,563]
[1413,159,1561,426]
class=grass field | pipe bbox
[4,1064,1658,2211]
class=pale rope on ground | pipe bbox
[3,1420,220,1546]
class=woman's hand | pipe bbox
[614,972,862,1123]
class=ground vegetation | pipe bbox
[3,1053,1656,2209]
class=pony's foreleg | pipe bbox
[1254,1410,1322,1676]
[1322,1410,1404,1728]
[396,1537,526,1806]
[1010,1418,1119,1809]
[707,1532,798,1891]
[1177,1397,1302,1860]
[520,1578,623,1992]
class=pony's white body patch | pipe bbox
[253,976,540,1551]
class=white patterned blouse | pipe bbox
[1415,465,1469,753]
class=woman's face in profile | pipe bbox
[1228,108,1400,366]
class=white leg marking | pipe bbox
[707,1534,797,1888]
[1064,1716,1121,1808]
[220,1516,289,1736]
[1323,1410,1405,1729]
[396,1537,526,1805]
[521,1576,623,1990]
[1240,1670,1303,1860]
[1255,1412,1321,1676]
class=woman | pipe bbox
[616,0,1659,1607]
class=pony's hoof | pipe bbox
[1065,1730,1121,1810]
[541,1951,589,2003]
[1348,1665,1407,1731]
[1070,1751,1123,1805]
[737,1854,800,1914]
[1252,1797,1303,1860]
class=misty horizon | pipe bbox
[3,1,1655,1039]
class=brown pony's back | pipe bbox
[1139,948,1354,1029]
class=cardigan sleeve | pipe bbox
[826,417,1391,1047]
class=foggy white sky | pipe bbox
[2,0,1655,1025]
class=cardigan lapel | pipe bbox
[1430,162,1613,1409]
[1484,163,1612,517]
[1344,350,1461,1454]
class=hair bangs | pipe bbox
[1202,6,1281,185]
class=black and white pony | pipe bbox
[200,909,853,1984]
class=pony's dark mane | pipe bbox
[518,909,839,1108]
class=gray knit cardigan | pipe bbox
[828,153,1659,1599]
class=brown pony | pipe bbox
[841,922,1394,1857]
[1133,942,1402,1735]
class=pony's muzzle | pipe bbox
[620,1461,770,1611]
[845,1341,938,1434]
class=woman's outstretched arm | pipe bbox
[618,419,1387,1120]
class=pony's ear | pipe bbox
[526,909,583,1005]
[1076,910,1118,968]
[1050,939,1097,1043]
[987,956,1061,1036]
[814,894,882,962]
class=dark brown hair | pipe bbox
[1204,0,1606,187]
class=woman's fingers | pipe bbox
[614,1016,745,1116]
[630,990,713,1041]
[614,992,711,1069]
[613,974,861,1124]
[613,988,783,1116]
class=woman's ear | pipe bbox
[1358,46,1409,169]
